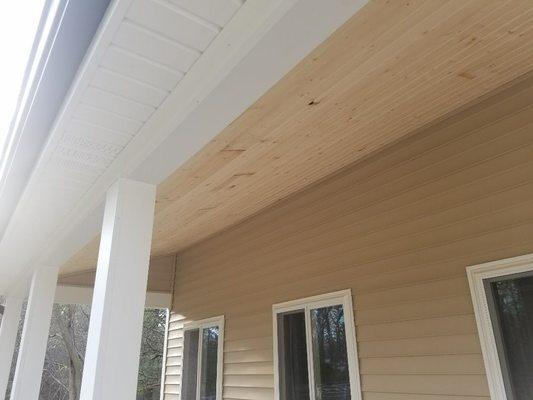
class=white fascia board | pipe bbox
[0,0,135,295]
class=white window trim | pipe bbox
[272,289,362,400]
[181,315,225,400]
[467,253,533,400]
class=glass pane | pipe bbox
[277,310,310,400]
[182,329,199,400]
[489,274,533,400]
[310,305,351,400]
[199,326,219,400]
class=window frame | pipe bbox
[467,253,533,400]
[181,315,225,400]
[160,308,171,400]
[272,289,362,400]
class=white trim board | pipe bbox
[272,289,362,400]
[54,285,172,309]
[467,253,533,400]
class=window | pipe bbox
[273,290,361,400]
[468,254,533,400]
[181,316,224,400]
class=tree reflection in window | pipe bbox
[490,276,533,400]
[200,326,219,400]
[310,305,350,400]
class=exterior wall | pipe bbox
[162,76,533,400]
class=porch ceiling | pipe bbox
[1,0,368,293]
[62,0,533,274]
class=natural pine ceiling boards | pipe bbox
[61,0,533,274]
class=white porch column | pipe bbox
[10,265,59,400]
[80,179,156,400]
[0,295,23,398]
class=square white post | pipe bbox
[0,295,23,398]
[10,265,59,400]
[80,179,156,400]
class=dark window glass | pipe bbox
[488,274,533,400]
[310,305,351,400]
[182,329,199,400]
[277,310,310,400]
[200,326,219,400]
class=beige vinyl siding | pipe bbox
[164,76,533,400]
[162,312,185,400]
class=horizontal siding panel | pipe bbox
[164,383,179,394]
[364,394,489,400]
[358,334,482,358]
[225,323,273,342]
[359,354,485,375]
[177,223,533,315]
[223,387,273,400]
[165,365,181,375]
[355,277,470,310]
[356,295,473,325]
[165,375,181,385]
[225,337,272,353]
[226,313,272,332]
[177,189,533,296]
[357,314,477,341]
[166,347,182,357]
[224,374,274,389]
[166,356,182,367]
[224,362,273,376]
[168,329,183,340]
[361,375,489,397]
[225,350,273,364]
[167,337,183,348]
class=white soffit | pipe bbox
[0,0,369,294]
